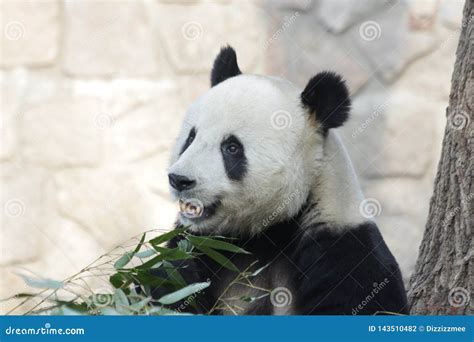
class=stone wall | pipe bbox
[0,0,464,312]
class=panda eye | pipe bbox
[221,135,247,180]
[225,143,240,155]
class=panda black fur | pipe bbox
[154,46,408,315]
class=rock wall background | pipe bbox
[0,0,464,312]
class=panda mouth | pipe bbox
[178,198,220,221]
[179,198,203,218]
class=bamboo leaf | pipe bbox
[56,300,90,312]
[56,306,84,316]
[149,227,187,247]
[132,271,177,288]
[239,293,268,303]
[136,248,194,270]
[114,233,147,269]
[133,233,146,254]
[186,235,250,254]
[177,239,193,252]
[114,289,129,313]
[128,297,152,312]
[162,261,187,288]
[153,246,194,259]
[158,282,210,305]
[194,245,239,272]
[250,263,271,277]
[100,308,122,315]
[135,249,156,259]
[114,252,134,269]
[109,272,133,289]
[0,293,37,302]
[18,274,63,289]
[147,307,193,315]
[162,261,197,310]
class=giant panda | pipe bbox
[156,46,408,315]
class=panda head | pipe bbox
[168,46,351,235]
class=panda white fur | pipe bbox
[156,46,408,315]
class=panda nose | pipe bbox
[168,173,196,192]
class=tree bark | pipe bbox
[408,0,473,315]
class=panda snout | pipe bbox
[168,173,196,192]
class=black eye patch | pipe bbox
[221,135,247,181]
[179,127,196,155]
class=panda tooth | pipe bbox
[179,200,186,213]
[187,203,199,217]
[179,199,204,218]
[195,205,203,216]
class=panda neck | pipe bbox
[301,130,367,229]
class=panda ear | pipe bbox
[301,71,351,132]
[210,45,242,87]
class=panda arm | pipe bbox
[292,222,408,315]
[145,236,216,313]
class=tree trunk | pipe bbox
[408,0,473,315]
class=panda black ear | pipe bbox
[301,71,351,132]
[210,45,242,87]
